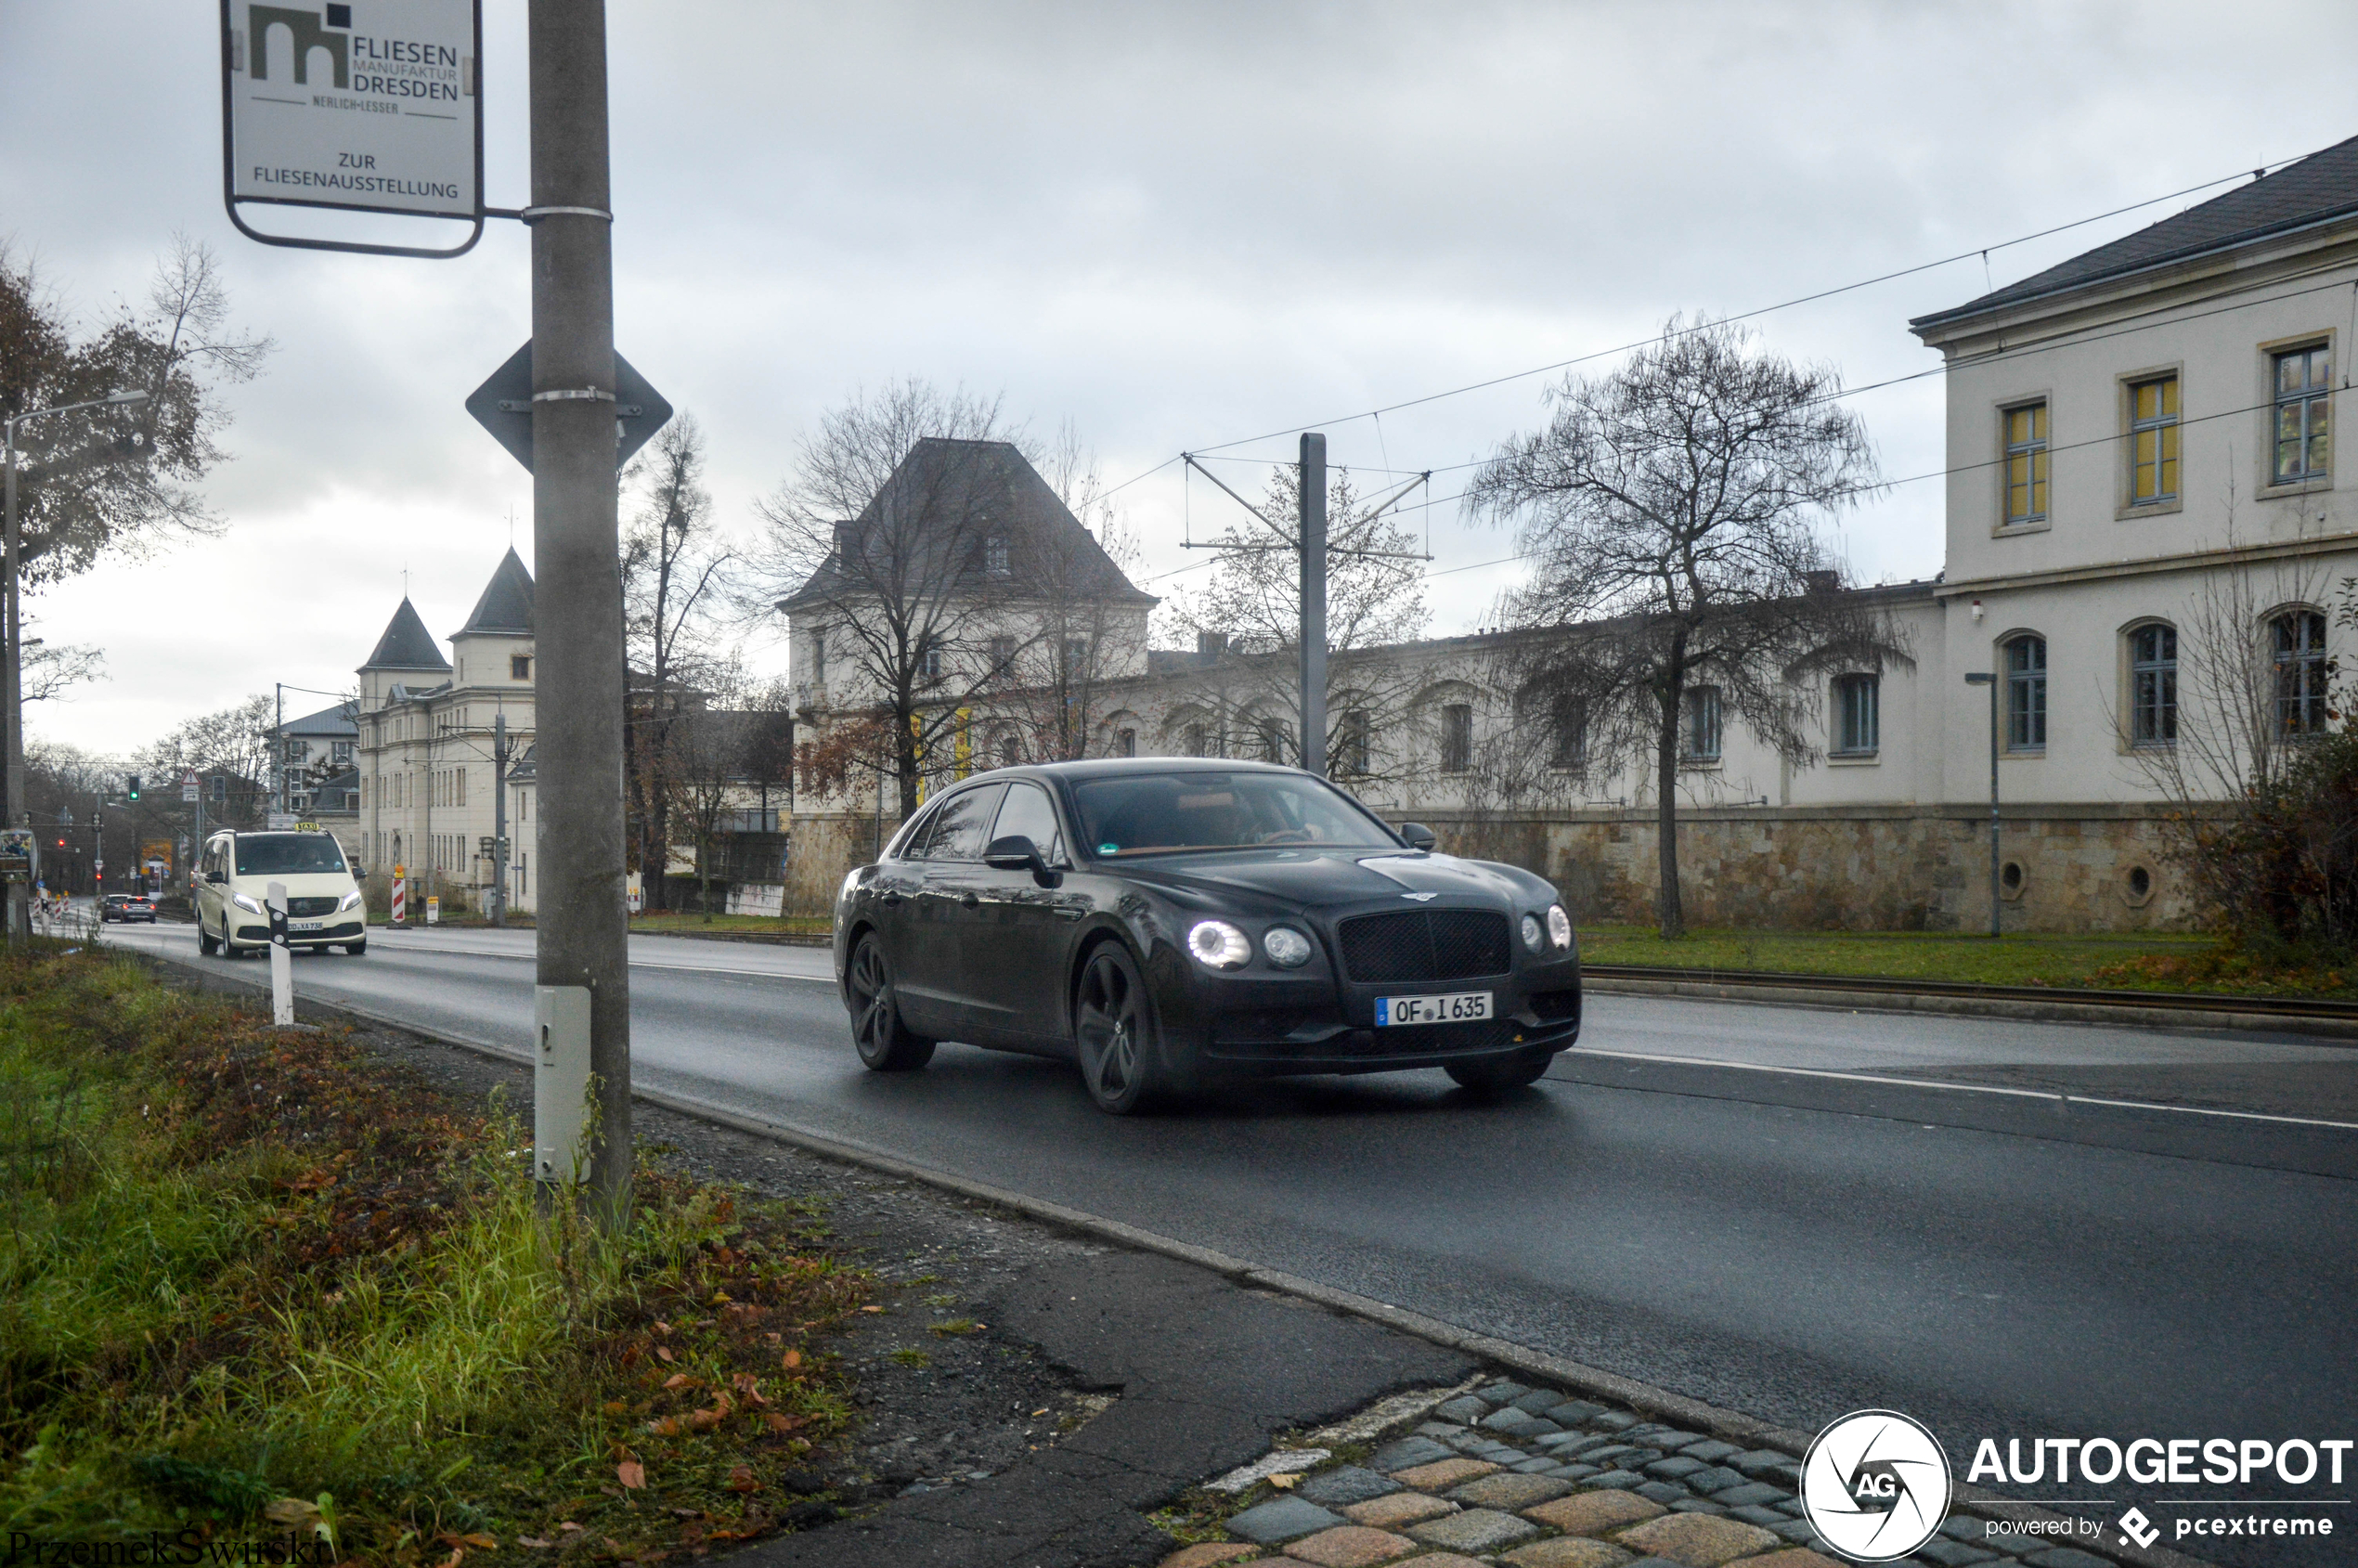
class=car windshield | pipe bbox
[1072,772,1398,857]
[233,834,349,876]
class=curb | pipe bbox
[121,946,2221,1568]
[1584,972,2358,1041]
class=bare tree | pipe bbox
[1469,316,1888,938]
[1160,463,1432,777]
[622,414,732,911]
[973,424,1155,765]
[133,693,279,830]
[2,237,273,588]
[666,665,793,920]
[752,379,1131,818]
[23,634,106,704]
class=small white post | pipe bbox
[266,879,293,1026]
[535,985,593,1186]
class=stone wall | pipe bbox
[1420,804,2196,933]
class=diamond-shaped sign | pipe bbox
[466,342,674,474]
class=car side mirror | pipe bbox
[984,834,1062,888]
[206,871,227,885]
[1398,823,1437,852]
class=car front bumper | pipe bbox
[1153,950,1582,1079]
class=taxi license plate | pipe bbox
[1374,991,1492,1027]
[290,921,325,932]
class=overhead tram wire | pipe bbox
[1102,144,2325,506]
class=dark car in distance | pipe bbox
[832,758,1581,1113]
[100,893,158,924]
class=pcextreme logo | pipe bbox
[1799,1409,1954,1562]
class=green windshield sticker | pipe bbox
[1098,843,1119,853]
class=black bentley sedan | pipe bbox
[832,758,1581,1113]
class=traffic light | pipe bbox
[126,775,140,800]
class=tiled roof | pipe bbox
[362,599,451,671]
[459,548,536,635]
[779,438,1156,614]
[283,703,357,737]
[1913,135,2358,331]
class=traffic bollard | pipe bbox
[266,880,293,1027]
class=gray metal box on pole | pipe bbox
[1298,432,1328,778]
[528,0,632,1226]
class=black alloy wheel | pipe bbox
[199,920,219,955]
[1074,944,1160,1115]
[1445,1047,1554,1095]
[847,934,934,1071]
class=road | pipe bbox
[102,919,2358,1567]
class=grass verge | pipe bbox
[0,944,872,1562]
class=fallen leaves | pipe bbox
[726,1465,759,1493]
[781,1349,802,1371]
[616,1460,646,1491]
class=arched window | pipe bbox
[2005,635,2046,751]
[2128,624,2177,746]
[2274,611,2328,736]
[1550,694,1587,768]
[1441,704,1473,772]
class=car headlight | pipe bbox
[839,868,862,901]
[231,892,263,914]
[1263,927,1314,968]
[338,889,363,912]
[1547,903,1573,950]
[1186,919,1251,970]
[1520,914,1545,952]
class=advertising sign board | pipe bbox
[221,0,486,257]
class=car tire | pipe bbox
[1074,943,1162,1115]
[199,920,219,955]
[1445,1048,1554,1095]
[343,940,367,955]
[845,933,934,1071]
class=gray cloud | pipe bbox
[8,0,2352,753]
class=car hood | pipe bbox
[1109,849,1536,911]
[228,873,356,896]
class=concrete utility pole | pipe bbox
[1298,431,1328,778]
[528,0,632,1228]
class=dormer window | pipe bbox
[984,535,1010,577]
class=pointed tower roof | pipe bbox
[459,548,536,636]
[361,599,452,672]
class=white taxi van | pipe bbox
[195,825,369,957]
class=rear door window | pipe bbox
[924,785,1006,862]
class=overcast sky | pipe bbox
[7,1,2355,757]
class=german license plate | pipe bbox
[1374,991,1492,1027]
[290,920,324,932]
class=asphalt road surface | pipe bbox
[103,920,2358,1568]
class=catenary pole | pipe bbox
[492,710,509,927]
[529,0,632,1228]
[1298,432,1328,777]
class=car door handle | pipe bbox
[1054,906,1084,921]
[959,891,979,908]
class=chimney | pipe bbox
[1805,569,1841,594]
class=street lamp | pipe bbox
[5,388,149,946]
[1964,671,2000,938]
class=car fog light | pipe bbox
[1263,927,1314,967]
[1187,919,1251,969]
[1520,914,1545,952]
[1547,903,1573,949]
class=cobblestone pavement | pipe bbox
[1161,1378,2104,1568]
